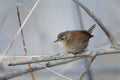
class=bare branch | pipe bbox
[16,5,35,80]
[5,48,120,66]
[2,47,119,79]
[73,0,120,48]
[3,0,40,56]
[0,58,79,80]
[79,55,96,80]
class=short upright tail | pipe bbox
[87,24,96,34]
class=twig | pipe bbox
[3,0,40,56]
[79,54,96,80]
[73,0,120,48]
[6,48,120,66]
[84,59,93,80]
[16,6,35,80]
[0,58,79,80]
[38,63,72,80]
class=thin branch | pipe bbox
[3,0,40,56]
[5,48,120,66]
[73,0,120,48]
[0,58,79,80]
[84,59,93,80]
[79,54,96,80]
[16,6,35,80]
[38,63,72,80]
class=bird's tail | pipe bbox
[87,24,96,34]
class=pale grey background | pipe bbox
[0,0,120,80]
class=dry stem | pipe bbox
[0,58,79,80]
[6,48,120,66]
[16,5,35,80]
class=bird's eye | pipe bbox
[61,38,65,40]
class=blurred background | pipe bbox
[0,0,120,80]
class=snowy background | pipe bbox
[0,0,120,80]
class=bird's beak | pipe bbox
[54,39,59,43]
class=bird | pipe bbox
[54,24,95,54]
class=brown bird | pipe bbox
[54,24,95,54]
